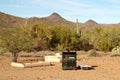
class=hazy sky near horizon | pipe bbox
[0,0,120,24]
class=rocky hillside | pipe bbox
[0,11,119,29]
[0,12,24,27]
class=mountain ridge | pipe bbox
[0,11,119,28]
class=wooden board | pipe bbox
[11,62,53,68]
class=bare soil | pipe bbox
[0,51,120,80]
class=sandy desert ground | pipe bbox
[0,51,120,80]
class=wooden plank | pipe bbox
[11,62,53,68]
[24,62,52,68]
[11,62,24,68]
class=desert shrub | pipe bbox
[95,38,113,51]
[87,49,98,57]
[0,47,7,54]
[50,26,70,50]
[31,23,51,51]
[1,21,120,59]
[0,27,34,62]
[112,46,120,54]
[97,27,120,51]
[50,25,81,51]
[82,27,120,52]
[111,46,120,57]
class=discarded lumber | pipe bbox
[24,62,52,68]
[11,62,53,68]
[11,62,24,68]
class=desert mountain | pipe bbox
[25,12,77,28]
[0,11,119,29]
[0,11,76,28]
[81,19,100,29]
[40,12,77,28]
[46,13,64,22]
[85,19,98,25]
[0,12,24,27]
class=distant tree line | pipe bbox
[0,21,120,62]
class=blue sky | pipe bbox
[0,0,120,24]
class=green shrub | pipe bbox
[0,27,34,62]
[50,25,81,51]
[31,24,51,51]
[82,27,120,52]
[0,47,7,54]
